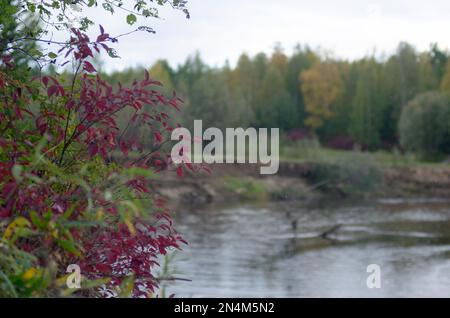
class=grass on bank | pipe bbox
[280,139,449,168]
[220,176,267,201]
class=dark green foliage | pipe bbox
[399,92,450,160]
[307,154,383,197]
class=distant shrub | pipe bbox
[307,153,383,197]
[285,128,313,142]
[325,135,358,151]
[399,92,450,161]
[269,186,307,201]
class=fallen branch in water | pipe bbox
[156,276,193,282]
[319,224,342,241]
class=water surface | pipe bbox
[168,198,450,297]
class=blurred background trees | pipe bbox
[101,41,450,161]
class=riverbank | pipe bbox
[151,160,450,206]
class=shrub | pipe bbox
[399,92,450,161]
[307,153,383,197]
[0,1,192,298]
[325,135,358,151]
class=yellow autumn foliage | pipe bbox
[300,62,343,130]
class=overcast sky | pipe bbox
[78,0,450,72]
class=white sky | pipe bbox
[73,0,450,72]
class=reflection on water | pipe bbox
[168,199,450,297]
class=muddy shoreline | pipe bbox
[151,162,450,206]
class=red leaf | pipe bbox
[202,165,212,175]
[96,33,109,42]
[36,116,47,134]
[42,76,49,87]
[66,99,75,110]
[88,143,98,157]
[58,85,65,97]
[176,166,184,177]
[154,131,162,143]
[83,61,96,73]
[119,141,129,156]
[47,85,58,97]
[14,106,23,119]
[94,263,110,273]
[76,124,86,133]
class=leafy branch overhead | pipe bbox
[1,0,189,69]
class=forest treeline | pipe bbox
[99,42,450,158]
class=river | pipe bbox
[167,198,450,297]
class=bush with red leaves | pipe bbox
[285,128,313,142]
[324,135,359,151]
[0,2,191,298]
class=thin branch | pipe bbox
[58,60,82,165]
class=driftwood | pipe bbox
[319,224,342,241]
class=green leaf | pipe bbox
[126,13,137,25]
[27,3,36,12]
[3,217,31,241]
[29,48,43,58]
[102,2,114,13]
[30,211,45,230]
[12,228,36,243]
[118,275,135,297]
[12,164,23,182]
[43,210,53,223]
[125,166,156,178]
[56,239,81,256]
[48,52,57,59]
[107,48,120,58]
